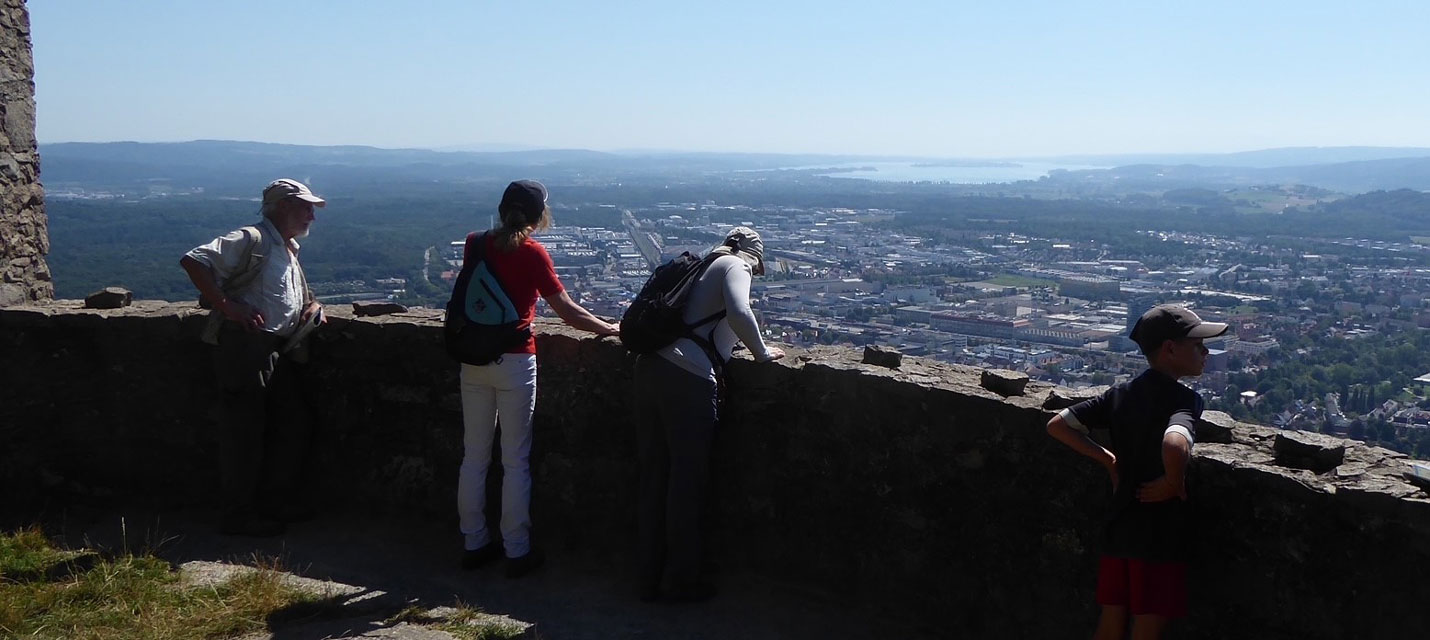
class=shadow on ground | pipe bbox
[19,505,939,640]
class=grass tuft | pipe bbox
[0,527,71,579]
[439,602,532,640]
[0,527,321,640]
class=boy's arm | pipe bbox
[1046,412,1118,490]
[1137,413,1194,502]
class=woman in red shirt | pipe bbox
[457,180,619,578]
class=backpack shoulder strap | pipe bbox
[683,253,733,372]
[683,253,729,331]
[222,225,268,297]
[200,225,266,345]
[464,231,485,264]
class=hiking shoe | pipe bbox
[504,548,546,579]
[461,543,501,571]
[218,513,285,538]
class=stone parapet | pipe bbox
[2,301,1428,637]
[0,0,51,306]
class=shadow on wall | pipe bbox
[1,300,1428,639]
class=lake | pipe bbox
[799,161,1107,184]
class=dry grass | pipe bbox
[0,527,320,640]
[438,603,533,640]
[383,601,532,640]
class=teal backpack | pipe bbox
[443,232,530,364]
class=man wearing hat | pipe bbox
[1045,304,1228,639]
[180,178,328,537]
[633,226,785,603]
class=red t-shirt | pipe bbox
[463,233,564,354]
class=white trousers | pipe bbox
[457,354,537,557]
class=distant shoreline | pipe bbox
[911,161,1021,168]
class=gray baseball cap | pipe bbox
[262,178,326,210]
[1130,305,1229,353]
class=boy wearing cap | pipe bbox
[180,178,328,537]
[633,226,786,603]
[1046,304,1228,640]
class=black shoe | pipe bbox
[504,548,546,579]
[461,543,501,571]
[665,581,717,603]
[218,512,286,538]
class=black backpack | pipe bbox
[620,252,726,358]
[444,232,531,365]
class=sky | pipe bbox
[26,0,1430,158]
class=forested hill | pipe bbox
[41,140,1430,196]
[1284,189,1430,235]
[37,140,894,191]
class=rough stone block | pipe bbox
[980,369,1028,396]
[1042,385,1108,410]
[1273,430,1346,473]
[1195,410,1237,444]
[84,287,132,309]
[861,345,902,369]
[353,300,409,317]
[0,282,23,307]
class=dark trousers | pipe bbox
[213,325,314,514]
[634,354,719,592]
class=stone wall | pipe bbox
[0,0,50,306]
[3,301,1429,638]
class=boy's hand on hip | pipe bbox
[1136,475,1187,502]
[1098,454,1118,492]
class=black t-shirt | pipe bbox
[1063,369,1201,561]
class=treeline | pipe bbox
[46,194,627,301]
[884,189,1430,245]
[43,175,1430,302]
[1211,327,1430,456]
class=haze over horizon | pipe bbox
[28,1,1430,158]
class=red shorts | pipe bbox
[1096,556,1188,618]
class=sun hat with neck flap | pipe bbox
[721,226,764,271]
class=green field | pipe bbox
[987,273,1056,289]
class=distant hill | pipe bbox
[36,140,894,192]
[38,140,1430,195]
[1293,188,1430,229]
[1040,146,1430,169]
[1044,156,1430,193]
[40,140,626,166]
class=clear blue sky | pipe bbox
[27,0,1430,157]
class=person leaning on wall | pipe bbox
[452,179,621,579]
[633,226,786,603]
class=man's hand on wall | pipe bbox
[301,301,325,326]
